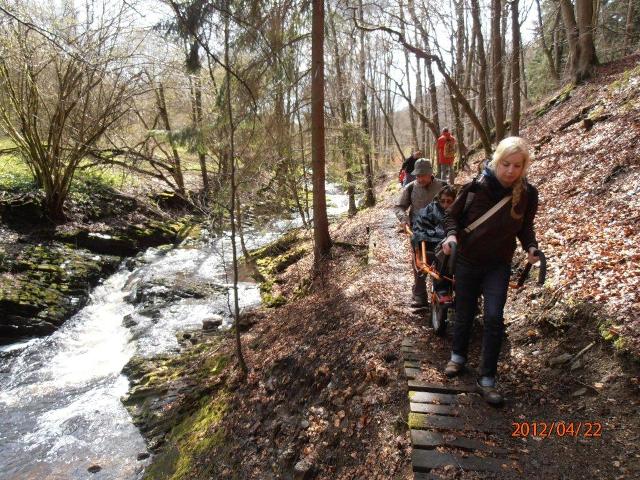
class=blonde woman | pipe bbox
[441,137,540,406]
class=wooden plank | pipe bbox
[410,403,504,427]
[402,352,427,362]
[414,472,444,480]
[404,360,422,369]
[410,403,459,415]
[401,347,423,356]
[405,367,422,379]
[412,449,507,473]
[411,430,508,454]
[409,391,474,405]
[402,338,417,347]
[408,380,477,394]
[409,413,498,433]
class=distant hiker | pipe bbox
[399,149,423,186]
[398,168,406,186]
[394,159,446,307]
[436,129,456,181]
[441,136,540,406]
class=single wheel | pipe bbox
[431,300,447,336]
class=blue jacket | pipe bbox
[412,199,446,248]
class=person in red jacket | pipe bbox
[436,128,456,181]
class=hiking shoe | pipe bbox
[444,360,464,378]
[476,380,504,406]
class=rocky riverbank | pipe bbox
[0,185,202,344]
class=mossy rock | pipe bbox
[55,216,203,256]
[249,229,301,260]
[0,243,120,342]
[251,233,308,309]
[121,338,231,479]
[535,83,575,117]
[0,191,45,225]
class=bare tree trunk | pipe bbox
[400,2,419,149]
[236,200,250,259]
[327,3,356,216]
[624,0,635,54]
[575,0,598,81]
[194,75,208,193]
[454,0,466,168]
[415,53,425,150]
[470,0,490,134]
[553,9,563,75]
[359,0,375,207]
[464,28,476,147]
[383,54,391,158]
[511,0,521,136]
[424,35,441,138]
[520,38,529,101]
[312,0,331,264]
[448,91,464,183]
[491,0,505,142]
[535,0,560,80]
[407,0,440,138]
[559,0,580,77]
[224,7,247,377]
[372,88,405,160]
[156,82,185,195]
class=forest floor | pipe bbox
[131,54,640,480]
[163,176,637,480]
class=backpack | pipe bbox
[443,137,456,158]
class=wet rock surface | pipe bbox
[0,215,202,344]
[121,332,229,455]
[0,243,121,342]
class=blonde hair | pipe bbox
[488,137,532,219]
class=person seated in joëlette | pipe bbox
[411,185,457,290]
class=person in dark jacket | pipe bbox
[412,185,457,293]
[441,136,540,406]
[412,185,456,250]
[400,149,422,186]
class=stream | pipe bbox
[0,185,351,480]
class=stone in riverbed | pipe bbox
[87,464,102,473]
[203,316,223,331]
[137,452,150,461]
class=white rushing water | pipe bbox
[0,183,351,480]
[0,241,261,480]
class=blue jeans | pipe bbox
[451,256,510,378]
[439,164,451,181]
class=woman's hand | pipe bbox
[527,247,540,264]
[443,234,457,255]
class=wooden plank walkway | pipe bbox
[401,337,517,478]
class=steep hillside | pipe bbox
[461,54,640,356]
